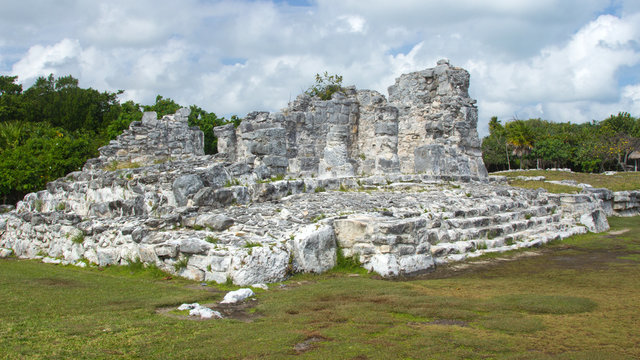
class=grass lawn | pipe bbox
[1,215,639,359]
[493,169,640,192]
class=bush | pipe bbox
[306,72,344,100]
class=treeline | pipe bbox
[0,74,239,204]
[482,113,640,173]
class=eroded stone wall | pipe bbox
[85,108,204,170]
[215,60,487,179]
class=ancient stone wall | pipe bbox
[84,108,204,170]
[215,60,487,179]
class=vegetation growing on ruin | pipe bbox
[1,216,639,358]
[305,72,344,100]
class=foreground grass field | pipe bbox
[1,216,639,359]
[494,169,640,193]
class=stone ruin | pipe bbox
[0,60,637,284]
[214,59,486,179]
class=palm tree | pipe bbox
[506,120,534,169]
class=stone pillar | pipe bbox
[214,124,237,162]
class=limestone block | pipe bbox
[179,238,209,255]
[195,214,234,231]
[97,248,119,267]
[229,246,289,285]
[290,224,337,273]
[155,243,179,258]
[579,210,610,233]
[173,174,204,207]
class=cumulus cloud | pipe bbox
[467,13,640,131]
[11,39,82,81]
[2,0,640,136]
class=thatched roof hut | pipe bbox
[630,151,640,171]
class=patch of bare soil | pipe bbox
[293,335,328,353]
[409,319,468,327]
[413,251,542,280]
[414,242,640,280]
[608,228,630,235]
[156,298,260,322]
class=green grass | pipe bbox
[508,179,582,194]
[494,169,640,192]
[1,216,639,359]
[103,160,142,171]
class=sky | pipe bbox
[1,0,639,136]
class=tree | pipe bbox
[481,116,510,171]
[505,120,534,169]
[599,112,640,171]
[0,122,94,204]
[143,95,182,117]
[0,76,24,122]
[104,101,142,140]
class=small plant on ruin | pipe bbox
[525,213,533,220]
[125,257,146,273]
[312,213,326,223]
[33,199,43,212]
[56,202,66,211]
[244,241,262,248]
[71,233,85,244]
[205,236,219,244]
[333,247,364,273]
[305,72,344,100]
[224,178,241,187]
[173,256,190,272]
[104,160,141,171]
[314,186,326,193]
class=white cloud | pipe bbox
[469,13,640,134]
[11,39,82,81]
[2,0,640,138]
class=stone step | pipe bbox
[431,221,586,261]
[429,212,562,244]
[442,204,556,230]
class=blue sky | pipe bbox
[1,0,639,136]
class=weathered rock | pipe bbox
[173,175,204,207]
[177,303,223,319]
[221,288,254,304]
[0,248,13,258]
[195,214,234,231]
[289,224,337,273]
[580,209,610,233]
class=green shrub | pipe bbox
[173,256,190,272]
[71,233,85,244]
[333,247,364,273]
[205,236,218,244]
[305,72,344,100]
[314,186,326,193]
